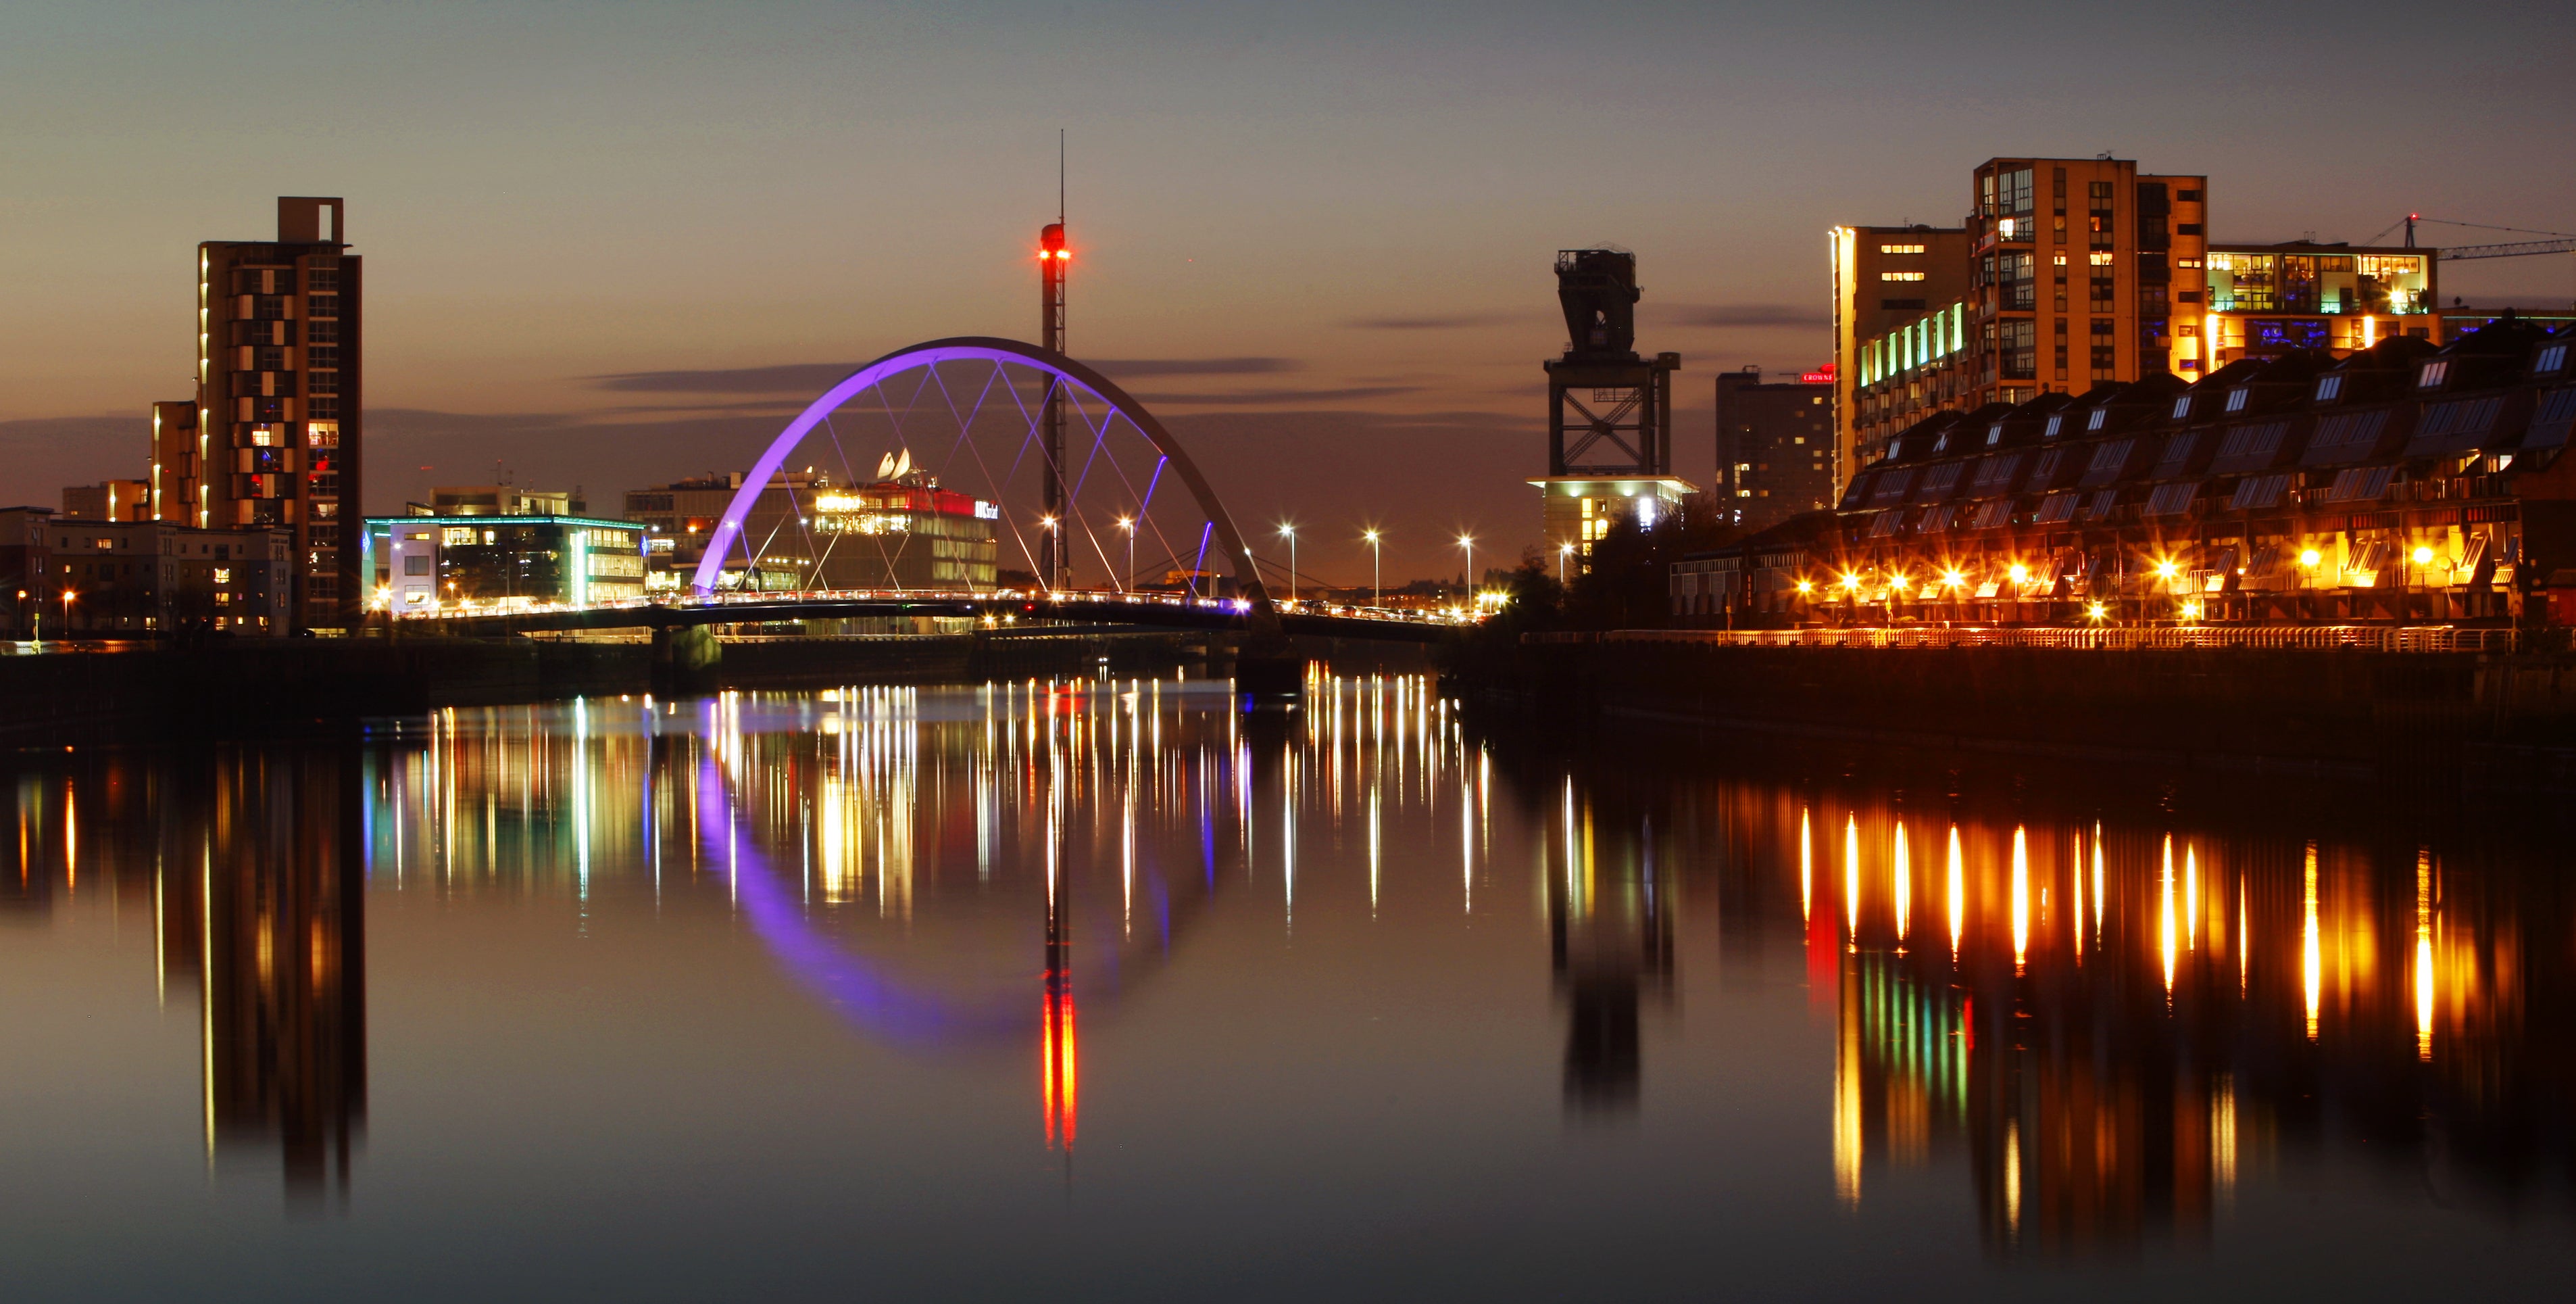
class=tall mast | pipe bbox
[1039,131,1068,587]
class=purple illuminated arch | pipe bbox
[689,336,1272,616]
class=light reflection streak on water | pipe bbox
[1843,815,1860,948]
[2417,849,2435,1061]
[2160,834,2177,996]
[2185,843,2200,954]
[1946,825,1963,958]
[1891,822,1910,945]
[2010,826,2029,975]
[2304,841,2322,1040]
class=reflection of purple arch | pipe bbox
[689,336,1272,614]
[695,749,1018,1044]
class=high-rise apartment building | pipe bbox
[1964,157,2208,408]
[1830,224,1973,488]
[1835,161,2210,476]
[189,197,362,627]
[1713,368,1836,531]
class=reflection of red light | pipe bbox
[1043,986,1079,1147]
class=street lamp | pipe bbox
[1037,514,1059,592]
[1363,529,1382,608]
[1278,523,1297,605]
[1457,533,1475,614]
[1557,541,1574,586]
[1116,516,1135,592]
[60,588,76,638]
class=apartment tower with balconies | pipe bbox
[189,197,362,627]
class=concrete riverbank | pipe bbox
[1456,639,2576,790]
[0,627,1431,746]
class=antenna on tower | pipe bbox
[1059,128,1066,225]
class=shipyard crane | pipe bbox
[2371,214,2576,261]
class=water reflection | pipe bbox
[6,747,365,1201]
[1738,790,2576,1257]
[2,675,2573,1287]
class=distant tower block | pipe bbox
[1533,249,1691,567]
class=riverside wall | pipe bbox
[1458,640,2576,788]
[0,628,1274,746]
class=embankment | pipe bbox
[1456,637,2576,788]
[0,627,1299,746]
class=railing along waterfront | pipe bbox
[1529,625,2525,654]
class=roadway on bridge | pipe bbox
[387,589,1464,642]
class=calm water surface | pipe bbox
[3,675,2573,1300]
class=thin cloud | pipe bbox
[1655,303,1829,329]
[1344,311,1525,331]
[587,362,860,394]
[1090,357,1297,378]
[1132,385,1418,406]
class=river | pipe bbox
[2,673,2571,1299]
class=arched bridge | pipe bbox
[391,337,1470,644]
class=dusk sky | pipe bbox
[6,0,2571,579]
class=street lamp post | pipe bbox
[1558,542,1574,587]
[1116,516,1135,593]
[1457,534,1475,616]
[1363,529,1382,608]
[1278,524,1297,605]
[1038,515,1058,591]
[60,589,75,640]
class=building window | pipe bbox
[1878,243,1925,255]
[2177,223,2204,236]
[2177,189,2203,202]
[1881,271,1926,282]
[2000,320,2037,379]
[307,295,339,319]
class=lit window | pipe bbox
[1881,271,1926,282]
[2089,251,2114,266]
[1878,243,1927,255]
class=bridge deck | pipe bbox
[387,589,1463,642]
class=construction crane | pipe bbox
[2371,214,2576,261]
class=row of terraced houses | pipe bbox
[1673,314,2576,627]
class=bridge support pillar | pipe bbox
[1235,651,1304,706]
[652,624,722,696]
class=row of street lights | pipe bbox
[1277,525,1485,610]
[1037,514,1511,611]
